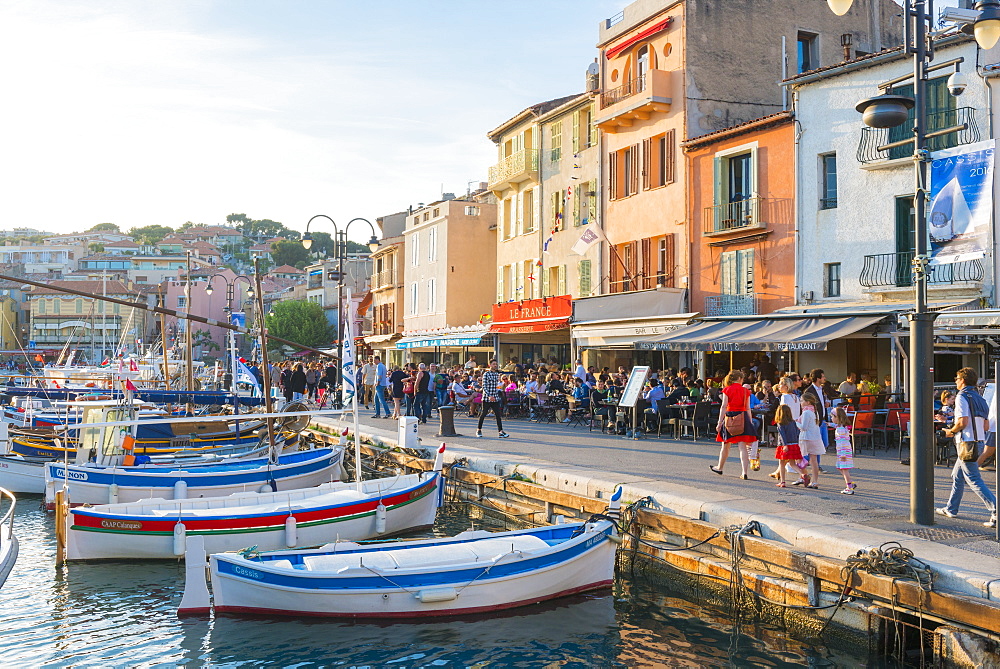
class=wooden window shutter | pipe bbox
[609,245,620,293]
[665,129,676,184]
[558,265,567,296]
[541,264,550,297]
[589,109,598,147]
[642,138,651,190]
[572,111,581,154]
[640,237,651,289]
[573,187,581,226]
[497,266,504,304]
[664,233,675,287]
[578,259,591,297]
[550,192,558,230]
[630,144,640,195]
[608,152,618,200]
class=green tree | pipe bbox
[88,243,105,253]
[128,224,174,244]
[192,329,220,353]
[265,300,335,348]
[89,222,120,232]
[270,239,309,267]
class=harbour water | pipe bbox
[2,498,874,667]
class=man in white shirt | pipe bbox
[360,357,377,409]
[524,372,543,395]
[465,355,477,370]
[938,367,996,527]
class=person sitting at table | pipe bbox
[837,373,859,398]
[501,374,517,393]
[450,376,471,412]
[524,371,543,395]
[546,372,566,395]
[688,379,703,400]
[571,377,591,408]
[665,378,689,406]
[590,380,612,426]
[936,390,956,425]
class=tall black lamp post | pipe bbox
[827,0,1000,525]
[301,216,380,390]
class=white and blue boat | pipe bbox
[179,489,622,618]
[44,447,343,509]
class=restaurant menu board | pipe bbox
[619,366,651,408]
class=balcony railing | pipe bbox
[488,148,539,188]
[600,74,646,109]
[857,107,980,165]
[705,294,759,317]
[703,197,764,235]
[372,269,396,289]
[859,252,984,289]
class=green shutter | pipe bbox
[541,264,550,297]
[572,111,580,154]
[720,251,735,295]
[578,259,592,297]
[558,265,567,295]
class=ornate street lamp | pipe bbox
[301,215,380,396]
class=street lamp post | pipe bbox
[828,0,999,525]
[205,273,255,406]
[301,216,380,396]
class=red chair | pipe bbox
[873,407,902,448]
[897,413,911,461]
[851,410,876,454]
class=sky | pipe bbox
[0,0,627,242]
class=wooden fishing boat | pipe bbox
[0,487,18,588]
[44,447,343,509]
[0,454,47,494]
[178,489,622,618]
[61,445,446,560]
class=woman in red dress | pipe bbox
[710,370,757,479]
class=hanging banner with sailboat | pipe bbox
[927,139,994,265]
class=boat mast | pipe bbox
[185,252,194,413]
[252,259,276,458]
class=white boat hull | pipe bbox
[192,520,617,618]
[65,472,442,560]
[0,456,46,495]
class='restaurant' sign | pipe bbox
[490,295,572,334]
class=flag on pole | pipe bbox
[571,224,608,256]
[236,359,261,397]
[341,289,357,409]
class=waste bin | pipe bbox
[436,405,459,437]
[397,415,419,450]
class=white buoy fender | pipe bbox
[285,515,297,547]
[108,483,119,505]
[415,587,457,603]
[174,480,188,500]
[375,502,387,534]
[173,521,187,556]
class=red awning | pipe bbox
[489,318,570,335]
[605,18,672,59]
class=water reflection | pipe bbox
[0,498,872,667]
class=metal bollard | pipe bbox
[436,405,460,437]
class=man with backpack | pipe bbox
[938,367,997,527]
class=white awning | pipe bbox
[572,313,699,348]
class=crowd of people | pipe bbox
[266,353,995,528]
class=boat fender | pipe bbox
[285,515,297,547]
[415,587,457,603]
[174,480,188,500]
[375,502,387,534]
[108,483,119,505]
[173,522,187,556]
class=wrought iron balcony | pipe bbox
[487,148,538,191]
[705,294,759,317]
[703,197,764,235]
[595,69,672,133]
[372,269,397,290]
[601,74,646,109]
[857,107,980,165]
[859,252,984,289]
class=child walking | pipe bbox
[774,404,809,488]
[831,407,857,495]
[797,394,825,489]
